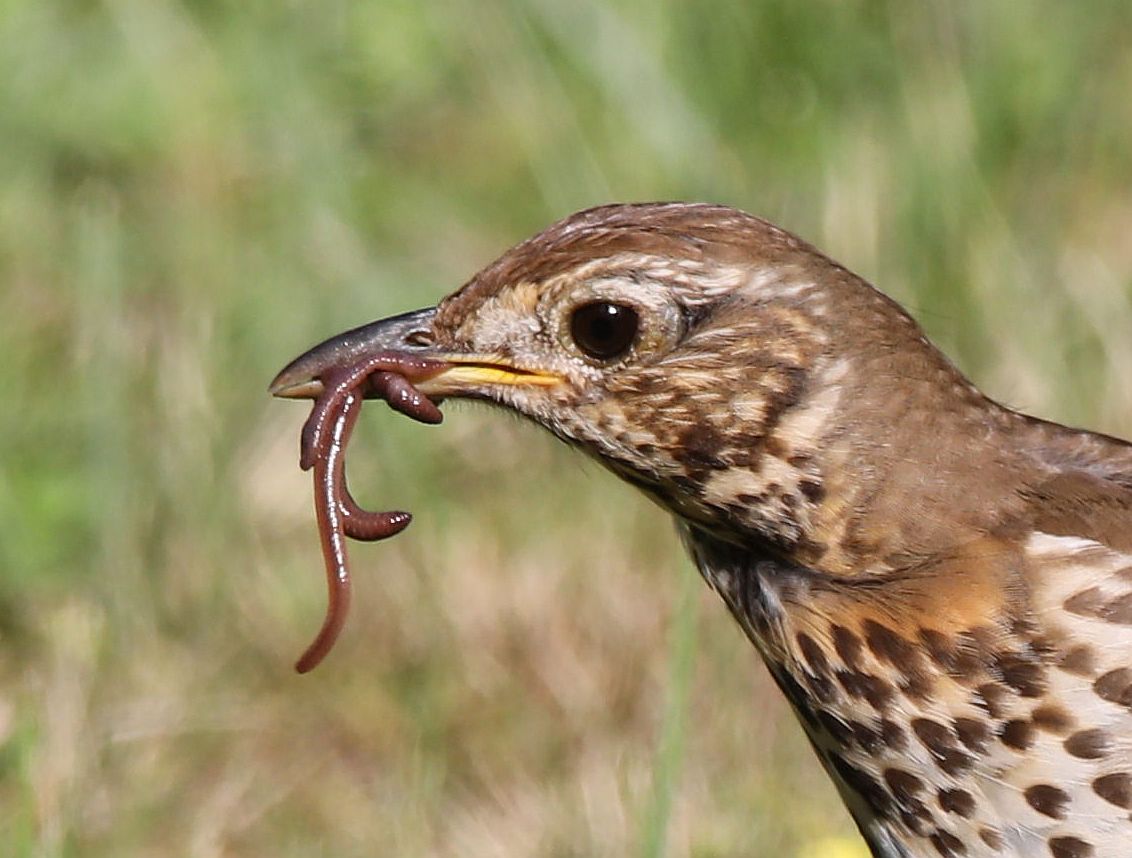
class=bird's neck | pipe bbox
[672,345,1036,580]
[789,369,1035,577]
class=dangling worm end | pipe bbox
[285,354,443,674]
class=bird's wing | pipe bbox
[906,466,1132,856]
[1004,520,1132,857]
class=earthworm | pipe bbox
[294,353,444,673]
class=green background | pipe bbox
[2,2,1131,855]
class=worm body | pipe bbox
[293,353,443,673]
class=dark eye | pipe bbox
[570,301,640,361]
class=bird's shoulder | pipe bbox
[1006,420,1132,634]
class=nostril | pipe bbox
[405,330,433,348]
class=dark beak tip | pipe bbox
[269,378,325,399]
[269,306,440,400]
[268,360,326,399]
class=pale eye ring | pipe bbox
[569,301,640,361]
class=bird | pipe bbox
[271,202,1132,858]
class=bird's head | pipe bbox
[272,203,994,571]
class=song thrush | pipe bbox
[272,203,1132,858]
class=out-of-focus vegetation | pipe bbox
[2,2,1131,856]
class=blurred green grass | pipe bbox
[2,1,1131,856]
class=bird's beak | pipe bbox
[269,306,562,400]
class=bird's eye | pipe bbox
[569,301,640,361]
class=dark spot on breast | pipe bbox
[799,479,825,502]
[973,682,1009,718]
[808,673,839,705]
[881,771,932,832]
[919,629,957,671]
[1049,835,1094,858]
[1031,704,1074,734]
[851,720,884,754]
[1094,668,1132,708]
[883,768,924,803]
[1064,587,1106,617]
[1064,586,1132,625]
[961,625,997,653]
[864,620,915,664]
[979,828,1003,849]
[835,669,865,698]
[912,718,949,748]
[836,670,894,711]
[1064,728,1111,759]
[829,753,894,819]
[1000,719,1035,751]
[953,718,990,754]
[897,810,931,836]
[1102,592,1132,624]
[880,718,907,751]
[948,649,984,684]
[995,651,1047,697]
[796,632,830,676]
[950,633,996,683]
[912,718,973,775]
[929,830,967,856]
[899,672,935,701]
[862,676,895,710]
[1093,772,1132,808]
[1025,784,1070,819]
[938,788,975,817]
[865,621,934,699]
[1059,645,1096,677]
[832,624,863,669]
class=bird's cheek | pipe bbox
[452,296,543,355]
